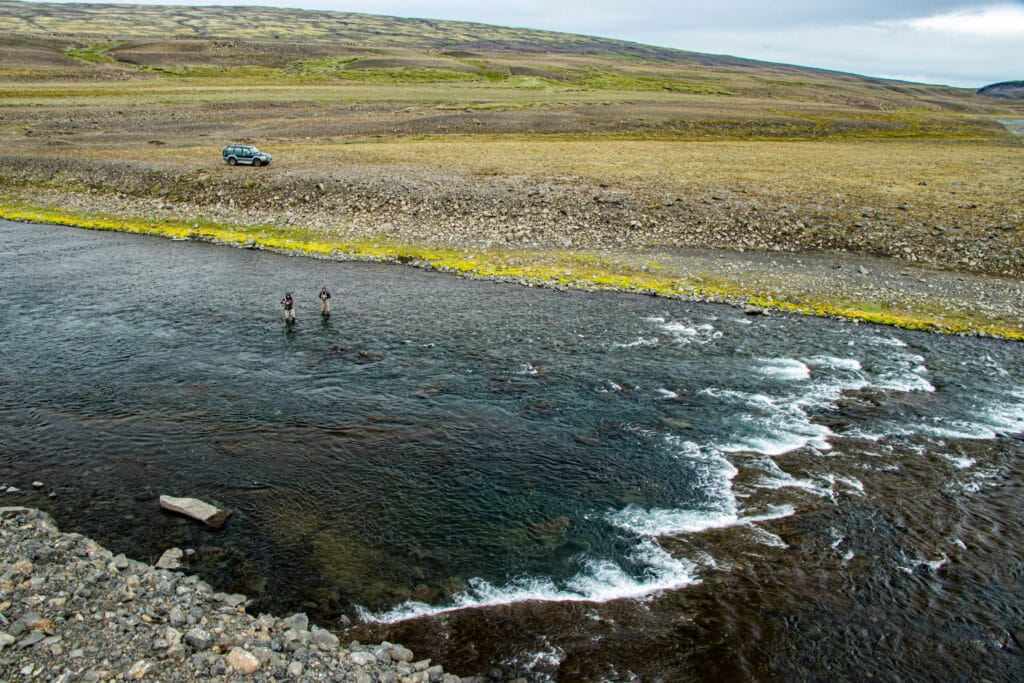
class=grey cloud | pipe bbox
[330,0,993,32]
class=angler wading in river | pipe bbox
[281,293,295,323]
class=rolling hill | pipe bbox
[0,0,1017,118]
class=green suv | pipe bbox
[222,144,272,167]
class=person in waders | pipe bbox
[319,287,331,317]
[281,293,296,323]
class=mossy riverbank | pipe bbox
[3,200,1022,341]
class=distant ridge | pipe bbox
[0,0,961,86]
[978,81,1024,100]
[0,0,735,62]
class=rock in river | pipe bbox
[158,495,231,528]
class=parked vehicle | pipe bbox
[222,144,272,167]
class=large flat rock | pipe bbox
[158,495,230,528]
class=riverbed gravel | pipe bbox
[0,507,475,683]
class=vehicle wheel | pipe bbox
[228,157,237,166]
[252,158,261,167]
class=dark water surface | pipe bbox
[2,220,1023,681]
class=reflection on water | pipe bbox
[1,220,1023,681]
[998,119,1024,135]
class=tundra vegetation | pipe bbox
[0,1,1022,336]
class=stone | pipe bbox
[155,547,184,570]
[32,481,44,489]
[164,627,183,648]
[226,647,261,674]
[168,607,188,627]
[126,660,155,679]
[280,612,309,632]
[311,627,340,649]
[184,627,214,650]
[17,631,44,649]
[158,495,231,528]
[288,660,304,677]
[349,651,377,666]
[219,593,247,607]
[283,628,308,646]
[390,644,415,662]
[743,304,764,315]
[0,633,16,650]
[12,558,34,576]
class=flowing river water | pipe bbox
[1,219,1023,681]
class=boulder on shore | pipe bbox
[158,495,231,528]
[156,547,185,569]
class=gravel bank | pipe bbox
[2,154,1021,277]
[0,507,473,683]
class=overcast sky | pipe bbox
[48,0,1024,87]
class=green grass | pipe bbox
[65,41,119,64]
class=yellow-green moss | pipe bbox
[2,200,1021,341]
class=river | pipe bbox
[1,219,1023,681]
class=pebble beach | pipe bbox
[0,507,475,683]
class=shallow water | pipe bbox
[998,119,1024,135]
[1,220,1023,680]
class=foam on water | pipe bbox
[507,639,563,682]
[698,353,873,458]
[702,388,834,455]
[615,337,659,349]
[870,335,909,348]
[753,468,842,499]
[607,502,795,538]
[656,319,721,345]
[374,320,970,624]
[899,553,949,574]
[361,538,700,623]
[607,437,740,536]
[942,453,977,469]
[608,506,739,537]
[873,352,935,393]
[756,357,811,381]
[806,355,863,373]
[864,389,1024,442]
[745,525,788,548]
[363,433,738,622]
[981,389,1024,436]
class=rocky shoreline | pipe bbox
[0,507,474,682]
